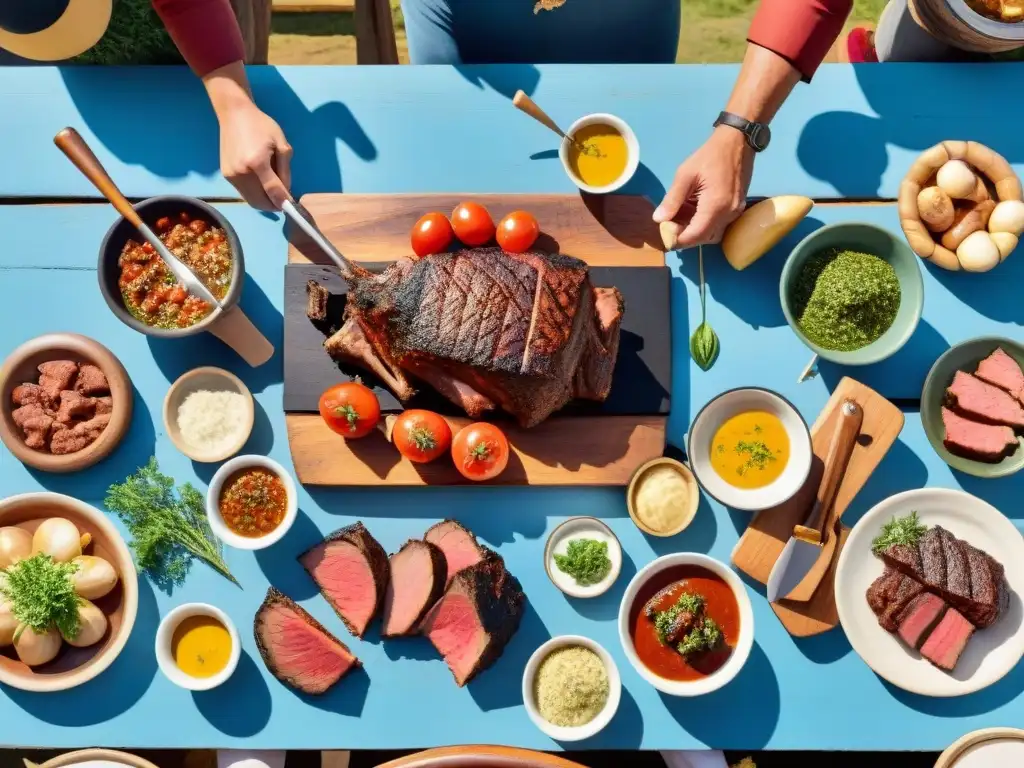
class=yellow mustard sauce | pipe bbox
[173,615,232,678]
[710,410,790,489]
[567,124,628,188]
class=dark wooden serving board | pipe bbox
[284,193,671,486]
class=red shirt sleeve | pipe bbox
[152,0,246,76]
[747,0,853,81]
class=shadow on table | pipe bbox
[568,547,638,623]
[194,650,273,736]
[577,685,644,749]
[469,601,549,712]
[793,626,853,664]
[3,577,159,723]
[297,664,370,718]
[928,250,1024,325]
[255,508,323,601]
[455,63,540,100]
[660,640,780,749]
[954,469,1024,520]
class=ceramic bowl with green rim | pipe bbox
[780,222,924,365]
[921,337,1024,478]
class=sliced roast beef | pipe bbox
[382,539,448,637]
[420,554,526,686]
[896,593,947,650]
[939,527,971,601]
[942,406,1018,463]
[300,522,390,638]
[866,568,903,618]
[946,371,1024,430]
[424,519,489,585]
[975,347,1024,404]
[920,607,975,671]
[880,575,925,632]
[254,587,360,695]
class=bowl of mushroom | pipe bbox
[899,140,1024,272]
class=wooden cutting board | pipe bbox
[730,377,904,636]
[285,193,670,486]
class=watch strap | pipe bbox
[714,111,770,152]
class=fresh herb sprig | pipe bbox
[677,617,723,657]
[654,591,705,643]
[0,554,81,639]
[553,538,611,586]
[690,245,720,371]
[871,511,928,554]
[105,458,238,589]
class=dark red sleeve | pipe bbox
[747,0,853,81]
[152,0,246,76]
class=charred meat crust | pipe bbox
[306,279,329,321]
[382,539,448,638]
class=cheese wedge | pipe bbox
[721,195,814,270]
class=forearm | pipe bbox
[203,61,256,120]
[151,0,246,76]
[721,43,802,125]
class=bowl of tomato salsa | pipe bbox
[206,455,297,550]
[617,553,754,696]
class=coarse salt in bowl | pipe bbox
[163,367,254,463]
[205,455,297,551]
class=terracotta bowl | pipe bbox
[0,333,133,473]
[0,492,138,692]
[898,140,1023,271]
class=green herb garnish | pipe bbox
[871,511,928,554]
[653,591,705,643]
[690,245,720,371]
[735,440,777,472]
[0,554,81,640]
[105,457,238,589]
[553,538,611,586]
[677,617,723,657]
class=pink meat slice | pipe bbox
[301,539,382,637]
[424,520,486,585]
[947,371,1024,429]
[422,590,489,685]
[942,406,1018,462]
[975,347,1024,403]
[382,540,447,637]
[896,593,947,649]
[920,607,975,671]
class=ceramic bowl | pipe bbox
[0,492,138,692]
[32,749,161,768]
[780,222,924,366]
[206,454,298,550]
[626,457,700,536]
[97,196,244,339]
[687,388,812,512]
[617,553,754,697]
[155,602,241,692]
[921,337,1024,478]
[543,517,622,599]
[559,113,640,195]
[163,366,254,463]
[522,635,621,741]
[0,333,132,473]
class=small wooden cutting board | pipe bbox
[730,377,904,636]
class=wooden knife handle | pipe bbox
[793,400,863,544]
[512,90,567,140]
[54,127,143,230]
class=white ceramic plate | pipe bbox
[687,388,812,511]
[835,488,1024,697]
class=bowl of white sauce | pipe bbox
[544,517,622,598]
[627,457,700,537]
[163,366,254,463]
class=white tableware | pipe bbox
[687,387,813,511]
[617,553,754,697]
[558,113,640,195]
[835,488,1024,697]
[544,517,622,599]
[937,728,1024,767]
[206,455,298,550]
[155,603,240,691]
[522,635,621,742]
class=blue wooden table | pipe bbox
[1,63,1024,752]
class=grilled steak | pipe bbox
[322,247,624,427]
[424,519,489,585]
[896,593,947,650]
[946,371,1024,429]
[420,553,526,686]
[382,539,447,637]
[300,522,390,638]
[942,406,1018,463]
[919,528,947,590]
[866,568,903,617]
[975,347,1024,404]
[881,574,925,632]
[254,587,360,695]
[939,527,971,601]
[920,607,974,671]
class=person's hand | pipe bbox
[653,126,755,249]
[218,100,293,211]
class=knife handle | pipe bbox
[793,400,863,544]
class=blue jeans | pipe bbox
[400,0,681,64]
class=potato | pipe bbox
[988,200,1024,237]
[937,160,978,199]
[957,231,1001,273]
[991,231,1018,261]
[941,200,996,251]
[70,556,118,600]
[917,186,954,232]
[720,196,814,270]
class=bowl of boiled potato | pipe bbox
[899,140,1024,272]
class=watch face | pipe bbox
[750,123,771,151]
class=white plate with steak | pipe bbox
[836,488,1024,696]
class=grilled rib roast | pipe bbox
[319,247,624,428]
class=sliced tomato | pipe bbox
[318,381,381,438]
[451,422,509,481]
[392,410,452,463]
[451,202,495,247]
[495,211,540,253]
[411,212,454,257]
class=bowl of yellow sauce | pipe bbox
[560,113,640,195]
[155,603,239,691]
[687,388,812,511]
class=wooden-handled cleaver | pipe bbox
[766,399,863,603]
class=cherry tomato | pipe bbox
[411,212,454,258]
[451,423,509,481]
[392,410,452,463]
[319,382,381,438]
[496,211,540,253]
[451,202,495,247]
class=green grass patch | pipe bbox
[74,0,182,66]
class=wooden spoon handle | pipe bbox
[54,127,143,229]
[512,90,566,140]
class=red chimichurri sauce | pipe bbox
[629,565,740,681]
[218,468,288,538]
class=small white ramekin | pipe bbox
[155,602,240,691]
[558,112,640,195]
[206,454,298,550]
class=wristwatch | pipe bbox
[713,111,771,153]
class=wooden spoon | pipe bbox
[512,90,599,157]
